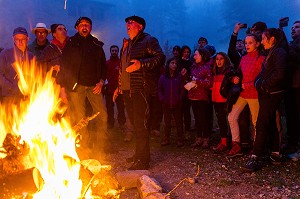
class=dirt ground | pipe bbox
[94,126,300,199]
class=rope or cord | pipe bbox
[164,163,201,198]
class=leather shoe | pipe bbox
[128,160,149,170]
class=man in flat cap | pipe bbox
[57,16,108,158]
[114,15,165,170]
[28,22,51,59]
[0,27,34,104]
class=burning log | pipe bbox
[0,167,44,197]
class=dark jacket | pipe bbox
[57,33,106,91]
[158,72,185,108]
[288,36,300,88]
[28,39,50,58]
[255,47,288,95]
[0,46,34,97]
[39,43,62,77]
[228,34,246,69]
[120,32,165,95]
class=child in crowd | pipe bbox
[158,57,185,147]
[185,48,213,149]
[211,52,234,153]
[227,33,265,158]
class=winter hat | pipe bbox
[50,24,64,35]
[125,15,146,30]
[13,27,28,36]
[74,17,92,28]
[251,21,267,33]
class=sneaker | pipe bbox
[201,138,210,149]
[151,130,160,137]
[288,149,300,161]
[213,143,227,153]
[243,155,262,172]
[226,142,243,158]
[128,160,149,170]
[176,140,184,147]
[161,138,170,146]
[191,137,203,148]
[270,152,283,165]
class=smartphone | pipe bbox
[240,24,248,29]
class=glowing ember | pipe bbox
[0,59,97,198]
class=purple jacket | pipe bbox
[188,62,213,101]
[158,73,185,108]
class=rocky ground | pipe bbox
[93,126,300,199]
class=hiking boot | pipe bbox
[201,138,210,149]
[213,143,227,153]
[226,141,243,158]
[191,137,203,148]
[243,155,262,172]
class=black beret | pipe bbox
[74,16,92,29]
[125,15,146,30]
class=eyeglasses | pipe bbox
[14,38,27,43]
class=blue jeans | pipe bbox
[123,90,150,164]
[68,84,108,149]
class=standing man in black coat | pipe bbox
[57,17,107,158]
[114,15,165,170]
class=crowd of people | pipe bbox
[0,15,300,172]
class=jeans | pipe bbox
[253,92,284,156]
[123,90,150,164]
[68,84,108,150]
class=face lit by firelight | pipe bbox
[126,20,143,40]
[193,50,202,64]
[76,19,92,37]
[215,54,225,68]
[13,34,29,52]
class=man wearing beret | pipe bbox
[114,15,165,170]
[0,27,34,104]
[57,17,108,158]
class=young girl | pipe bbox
[211,52,234,153]
[158,57,185,147]
[227,33,265,158]
[186,48,213,149]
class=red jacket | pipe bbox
[106,56,120,94]
[211,74,226,103]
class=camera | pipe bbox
[279,17,289,27]
[240,23,248,29]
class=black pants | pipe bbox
[123,90,150,164]
[163,105,184,141]
[105,93,126,127]
[285,87,300,152]
[253,92,284,156]
[191,100,211,138]
[213,102,229,138]
[147,95,163,131]
[182,94,192,130]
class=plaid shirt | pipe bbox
[239,51,265,99]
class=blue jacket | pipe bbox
[0,46,34,97]
[158,72,185,108]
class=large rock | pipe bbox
[137,175,163,198]
[115,170,151,189]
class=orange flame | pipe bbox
[0,59,83,198]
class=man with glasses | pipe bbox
[114,15,165,170]
[56,17,108,159]
[0,27,34,104]
[29,22,51,58]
